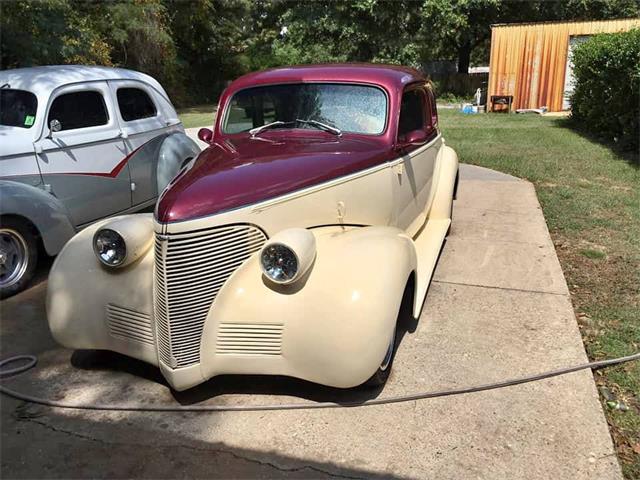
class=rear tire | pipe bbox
[447,171,458,237]
[0,218,38,299]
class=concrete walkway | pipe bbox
[0,165,620,479]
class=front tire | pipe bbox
[0,218,38,299]
[364,327,397,387]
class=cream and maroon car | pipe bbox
[47,64,459,391]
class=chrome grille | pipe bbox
[154,224,267,369]
[216,323,284,355]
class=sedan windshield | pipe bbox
[223,83,387,135]
[0,89,38,129]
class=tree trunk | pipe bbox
[457,40,472,74]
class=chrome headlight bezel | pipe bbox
[93,228,127,268]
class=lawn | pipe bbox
[177,107,639,477]
[439,110,640,478]
[178,104,217,129]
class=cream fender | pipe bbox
[46,214,157,366]
[191,226,418,390]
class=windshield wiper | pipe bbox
[249,118,342,137]
[296,118,342,136]
[249,121,293,137]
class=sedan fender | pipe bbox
[191,226,418,390]
[0,180,76,256]
[156,132,201,193]
[46,214,157,366]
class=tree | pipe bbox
[249,0,426,68]
[0,0,111,69]
[163,0,252,103]
[419,0,640,73]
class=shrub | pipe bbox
[570,29,640,151]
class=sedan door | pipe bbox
[33,81,131,226]
[109,80,171,206]
[393,85,439,235]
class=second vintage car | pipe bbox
[47,64,459,391]
[0,66,199,297]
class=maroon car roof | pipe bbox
[230,63,426,91]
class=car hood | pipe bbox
[156,133,394,223]
[0,125,35,158]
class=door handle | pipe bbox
[34,143,43,154]
[119,129,129,139]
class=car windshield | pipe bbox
[0,89,38,129]
[223,83,387,135]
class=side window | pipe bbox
[117,88,157,122]
[425,87,438,130]
[398,89,426,138]
[48,91,108,131]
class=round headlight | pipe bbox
[93,229,127,267]
[260,243,298,284]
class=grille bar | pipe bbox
[154,224,267,369]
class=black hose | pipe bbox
[1,352,638,412]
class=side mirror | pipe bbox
[198,128,213,144]
[398,129,428,149]
[47,119,62,139]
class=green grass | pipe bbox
[438,110,640,478]
[178,104,217,129]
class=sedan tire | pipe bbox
[0,218,38,299]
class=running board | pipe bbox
[412,218,451,318]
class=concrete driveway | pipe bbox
[0,165,621,479]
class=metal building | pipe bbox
[488,18,640,112]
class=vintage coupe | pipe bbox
[0,66,199,297]
[47,64,459,391]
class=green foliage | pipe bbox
[2,0,640,106]
[0,0,112,67]
[570,29,640,151]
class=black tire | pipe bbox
[364,327,397,387]
[453,169,460,200]
[363,279,414,388]
[446,169,459,237]
[0,217,39,299]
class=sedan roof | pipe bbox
[0,65,167,99]
[230,63,426,92]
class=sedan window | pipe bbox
[117,87,157,122]
[398,89,426,137]
[224,83,387,135]
[48,91,109,131]
[0,89,38,129]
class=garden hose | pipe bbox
[0,352,638,412]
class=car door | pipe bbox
[393,85,439,234]
[33,81,131,226]
[109,80,169,206]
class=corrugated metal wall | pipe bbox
[488,19,640,111]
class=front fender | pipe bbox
[156,132,201,193]
[196,226,417,389]
[46,214,157,366]
[0,180,76,256]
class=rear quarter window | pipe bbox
[117,88,157,122]
[0,89,38,129]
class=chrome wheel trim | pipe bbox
[379,328,396,371]
[0,228,29,289]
